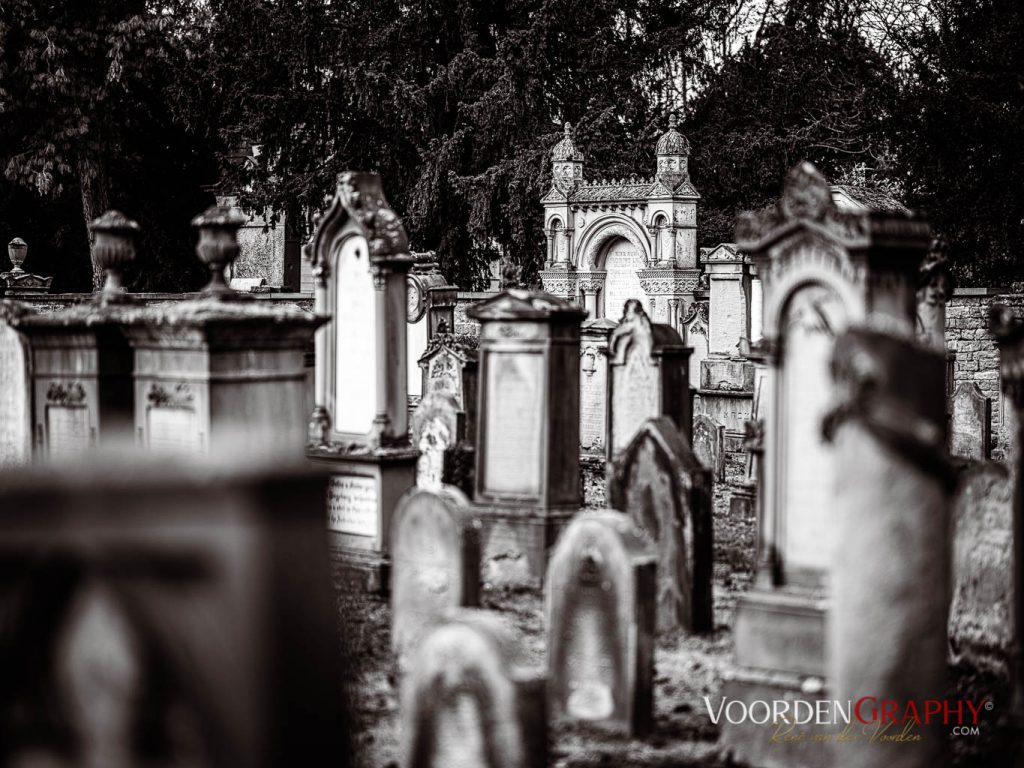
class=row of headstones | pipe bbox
[391,414,712,761]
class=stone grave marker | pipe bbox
[608,416,713,633]
[400,609,546,768]
[411,392,462,490]
[0,453,352,768]
[0,302,32,467]
[579,318,614,453]
[691,412,724,482]
[546,509,656,735]
[606,299,690,459]
[950,381,991,459]
[390,486,481,660]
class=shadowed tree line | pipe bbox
[0,0,1021,291]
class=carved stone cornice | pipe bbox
[638,267,701,295]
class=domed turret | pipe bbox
[551,122,584,190]
[655,114,690,187]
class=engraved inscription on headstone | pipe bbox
[327,475,379,536]
[612,349,658,454]
[950,381,991,459]
[484,353,543,495]
[47,407,91,458]
[547,510,656,735]
[147,407,202,452]
[0,323,30,466]
[334,235,377,435]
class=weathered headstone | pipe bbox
[407,257,458,403]
[400,609,546,768]
[951,381,991,459]
[468,288,586,586]
[411,393,461,490]
[606,299,690,459]
[0,453,352,768]
[579,318,614,454]
[608,417,713,633]
[690,412,724,482]
[306,172,418,592]
[0,302,32,466]
[546,510,656,735]
[827,327,952,768]
[723,162,932,768]
[391,486,481,660]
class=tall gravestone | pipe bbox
[306,172,419,592]
[951,381,991,459]
[606,299,691,460]
[16,212,141,459]
[0,454,352,768]
[827,327,953,768]
[400,609,546,768]
[125,205,321,456]
[546,510,656,735]
[0,301,32,466]
[407,257,458,403]
[608,416,713,633]
[390,486,481,661]
[722,162,932,768]
[579,318,615,454]
[468,288,586,586]
[691,412,724,482]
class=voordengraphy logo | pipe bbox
[704,697,992,742]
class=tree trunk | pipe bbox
[78,156,111,291]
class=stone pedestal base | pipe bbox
[308,446,418,596]
[719,670,832,768]
[729,485,755,519]
[722,587,830,768]
[473,505,575,589]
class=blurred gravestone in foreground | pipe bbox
[0,451,352,768]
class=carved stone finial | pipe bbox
[668,113,677,130]
[7,238,27,273]
[192,203,248,299]
[89,210,140,303]
[780,162,833,223]
[564,121,572,136]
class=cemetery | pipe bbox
[2,53,1024,768]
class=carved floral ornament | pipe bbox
[147,382,195,409]
[46,381,87,406]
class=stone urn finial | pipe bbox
[7,238,27,273]
[191,203,248,298]
[89,211,140,303]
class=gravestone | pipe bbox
[391,486,480,661]
[579,318,614,453]
[411,393,461,490]
[723,162,932,768]
[691,413,724,482]
[608,417,713,633]
[546,510,656,735]
[400,609,546,768]
[0,453,352,768]
[407,258,458,403]
[606,300,691,459]
[468,288,586,586]
[306,172,419,592]
[950,381,991,459]
[827,327,952,768]
[0,302,32,467]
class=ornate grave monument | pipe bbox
[827,326,953,768]
[468,287,586,586]
[15,212,141,459]
[605,300,691,459]
[608,416,713,633]
[721,162,932,768]
[400,609,546,768]
[406,256,458,403]
[1,237,53,296]
[305,172,419,592]
[546,510,656,736]
[124,205,320,455]
[390,486,480,661]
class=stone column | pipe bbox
[991,305,1024,726]
[749,266,763,343]
[561,228,574,265]
[545,229,555,267]
[826,326,952,768]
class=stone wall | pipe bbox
[454,292,494,336]
[946,289,1024,459]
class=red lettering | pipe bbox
[902,700,921,725]
[965,700,985,725]
[943,700,965,725]
[881,700,899,724]
[924,700,942,723]
[854,696,877,724]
